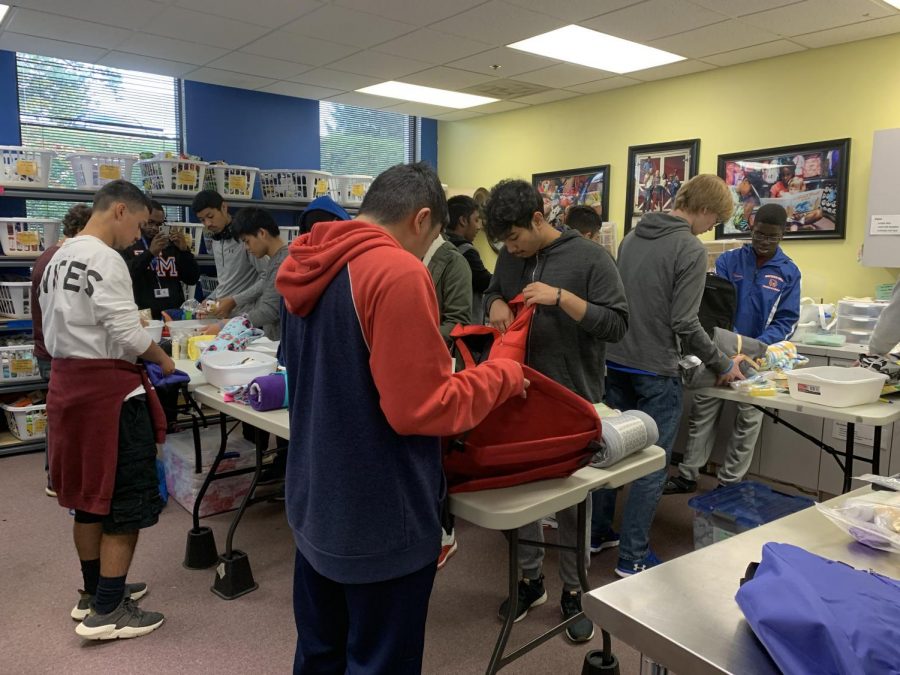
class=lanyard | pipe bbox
[141,237,164,289]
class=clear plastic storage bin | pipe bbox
[0,218,62,257]
[0,146,56,187]
[689,481,814,549]
[837,315,879,332]
[838,300,887,318]
[68,153,137,189]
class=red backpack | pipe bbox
[443,296,601,493]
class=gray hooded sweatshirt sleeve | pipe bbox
[606,212,731,378]
[869,280,900,356]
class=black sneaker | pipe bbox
[497,575,547,623]
[663,475,697,495]
[71,583,149,621]
[75,597,164,640]
[561,590,594,642]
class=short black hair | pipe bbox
[231,207,280,238]
[359,162,448,229]
[191,189,224,213]
[484,179,543,241]
[754,203,788,229]
[149,199,164,212]
[447,195,478,232]
[62,203,91,238]
[92,179,152,214]
[566,205,601,236]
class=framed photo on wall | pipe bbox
[715,138,851,240]
[624,139,700,234]
[532,164,610,228]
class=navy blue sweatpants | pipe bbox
[293,549,437,674]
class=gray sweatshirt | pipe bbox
[483,229,628,402]
[208,232,264,306]
[243,245,289,341]
[606,212,731,378]
[869,280,900,356]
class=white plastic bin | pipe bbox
[785,366,887,408]
[0,344,41,383]
[199,275,218,297]
[0,146,55,187]
[0,218,62,257]
[837,315,879,332]
[200,350,278,389]
[837,328,873,345]
[145,320,164,342]
[279,226,300,244]
[259,169,333,202]
[68,153,137,189]
[204,164,258,200]
[332,174,372,206]
[138,158,208,196]
[2,402,48,440]
[167,222,205,255]
[0,281,32,318]
[838,300,887,319]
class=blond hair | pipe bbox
[673,174,733,223]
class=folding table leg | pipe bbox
[842,424,855,494]
[873,425,883,475]
[486,529,520,675]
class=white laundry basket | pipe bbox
[138,158,208,196]
[204,164,258,200]
[2,402,48,440]
[0,281,32,318]
[785,366,887,408]
[332,174,372,206]
[68,153,138,189]
[167,222,205,255]
[0,218,62,257]
[259,170,333,202]
[0,344,41,383]
[0,146,56,187]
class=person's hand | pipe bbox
[521,377,530,399]
[522,282,560,307]
[170,231,189,251]
[716,357,747,385]
[160,355,176,376]
[149,232,168,256]
[203,323,222,336]
[214,297,236,318]
[489,299,514,333]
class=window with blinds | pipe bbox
[16,52,181,218]
[319,101,416,178]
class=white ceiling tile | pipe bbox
[703,40,806,67]
[322,91,400,110]
[207,52,312,80]
[184,67,277,90]
[584,0,730,42]
[566,76,642,94]
[381,102,456,118]
[650,19,782,58]
[513,63,614,88]
[327,51,431,79]
[173,0,322,28]
[0,31,108,63]
[7,8,132,48]
[502,0,643,22]
[119,32,229,65]
[436,110,485,121]
[398,67,496,90]
[792,14,900,48]
[468,100,530,114]
[143,6,269,49]
[738,0,894,37]
[289,68,382,90]
[10,0,168,29]
[257,81,344,100]
[688,0,806,17]
[628,59,715,81]
[240,32,359,66]
[97,51,196,77]
[374,29,491,65]
[282,5,417,49]
[431,0,567,45]
[449,47,560,77]
[333,0,486,25]
[513,88,582,105]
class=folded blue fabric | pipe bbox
[145,362,191,388]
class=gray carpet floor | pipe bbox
[0,449,714,675]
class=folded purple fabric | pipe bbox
[145,362,190,388]
[248,372,288,411]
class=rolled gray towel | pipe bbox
[591,410,659,468]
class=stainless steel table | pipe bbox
[583,487,900,674]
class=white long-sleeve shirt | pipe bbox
[39,235,152,362]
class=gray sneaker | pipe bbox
[75,597,164,640]
[71,583,148,621]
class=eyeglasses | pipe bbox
[751,231,782,243]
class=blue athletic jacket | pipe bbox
[716,244,801,345]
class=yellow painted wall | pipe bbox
[439,33,900,303]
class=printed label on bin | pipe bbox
[227,174,248,191]
[797,383,821,395]
[11,359,34,375]
[98,164,121,180]
[15,160,37,177]
[350,183,366,197]
[15,230,40,246]
[314,179,329,196]
[34,417,46,434]
[176,170,197,186]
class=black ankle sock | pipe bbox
[94,575,126,615]
[80,558,100,596]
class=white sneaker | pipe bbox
[437,529,457,570]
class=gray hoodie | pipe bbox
[606,212,731,378]
[869,280,900,356]
[483,229,628,402]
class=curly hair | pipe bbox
[484,179,543,241]
[62,203,92,238]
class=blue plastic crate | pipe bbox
[688,481,815,549]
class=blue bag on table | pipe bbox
[735,542,900,675]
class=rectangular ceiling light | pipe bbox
[0,5,9,24]
[509,25,684,74]
[356,81,498,109]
